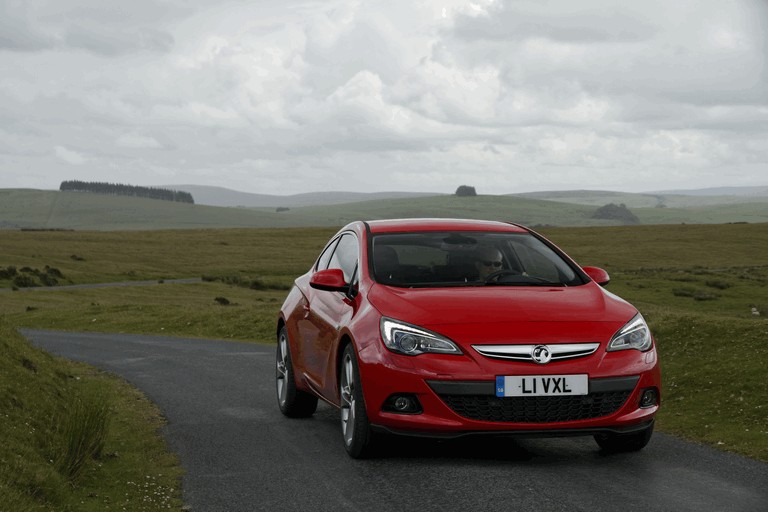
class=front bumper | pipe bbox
[428,376,640,423]
[357,343,661,437]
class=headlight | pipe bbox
[607,313,653,352]
[380,318,462,356]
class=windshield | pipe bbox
[371,231,584,288]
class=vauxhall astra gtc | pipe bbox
[275,219,660,458]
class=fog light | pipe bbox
[383,394,422,414]
[394,397,411,411]
[639,388,658,408]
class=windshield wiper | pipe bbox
[483,275,566,287]
[523,275,565,286]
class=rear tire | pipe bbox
[594,422,654,453]
[276,327,318,418]
[339,343,377,458]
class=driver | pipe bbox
[474,246,503,280]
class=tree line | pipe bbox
[59,180,195,204]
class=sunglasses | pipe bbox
[481,260,503,268]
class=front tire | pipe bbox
[339,343,376,458]
[276,327,318,418]
[594,422,654,453]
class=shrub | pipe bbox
[49,387,112,483]
[249,278,290,291]
[591,203,640,225]
[669,275,698,283]
[221,275,249,287]
[249,278,268,290]
[0,265,18,279]
[44,266,64,278]
[13,275,38,288]
[455,185,477,197]
[705,280,732,290]
[672,288,695,297]
[214,297,231,305]
[39,274,59,287]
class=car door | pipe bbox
[302,232,359,393]
[294,236,338,378]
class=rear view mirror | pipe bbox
[582,266,610,287]
[310,269,348,292]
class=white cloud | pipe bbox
[54,145,88,165]
[116,133,163,149]
[0,0,766,195]
[0,1,56,51]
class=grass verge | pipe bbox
[0,320,182,511]
[640,306,768,461]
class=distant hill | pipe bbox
[650,186,768,197]
[166,185,441,208]
[1,187,768,231]
[512,190,664,208]
[513,186,768,208]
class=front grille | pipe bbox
[428,377,638,424]
[472,343,600,363]
[438,391,632,423]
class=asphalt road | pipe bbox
[24,329,768,512]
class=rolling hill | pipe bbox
[512,188,768,208]
[170,184,768,209]
[166,185,441,208]
[1,188,768,230]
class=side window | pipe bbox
[315,237,340,271]
[328,233,359,283]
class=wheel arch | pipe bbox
[335,332,365,403]
[336,334,354,385]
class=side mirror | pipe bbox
[310,268,349,292]
[582,266,610,287]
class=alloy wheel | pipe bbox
[276,331,288,407]
[340,352,356,447]
[275,327,318,418]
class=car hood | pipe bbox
[367,283,638,344]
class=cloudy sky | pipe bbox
[1,0,767,196]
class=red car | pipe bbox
[276,219,660,458]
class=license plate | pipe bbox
[496,374,588,397]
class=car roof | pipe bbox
[365,218,529,234]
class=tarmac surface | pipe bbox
[24,329,768,512]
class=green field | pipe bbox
[3,188,768,230]
[1,223,768,509]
